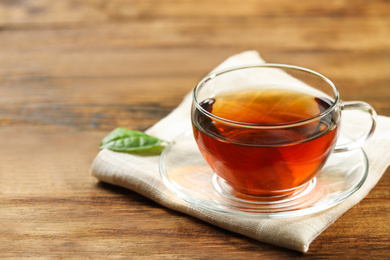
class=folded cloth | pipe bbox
[90,51,390,252]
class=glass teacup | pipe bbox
[191,64,376,199]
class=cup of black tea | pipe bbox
[191,64,376,199]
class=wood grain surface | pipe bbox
[0,0,389,258]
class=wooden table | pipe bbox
[1,1,389,258]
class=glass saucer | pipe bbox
[159,130,369,218]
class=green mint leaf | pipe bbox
[99,127,167,154]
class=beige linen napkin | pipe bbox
[90,51,390,252]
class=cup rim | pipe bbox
[193,63,340,129]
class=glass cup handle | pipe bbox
[334,101,377,152]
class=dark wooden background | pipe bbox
[0,0,389,258]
